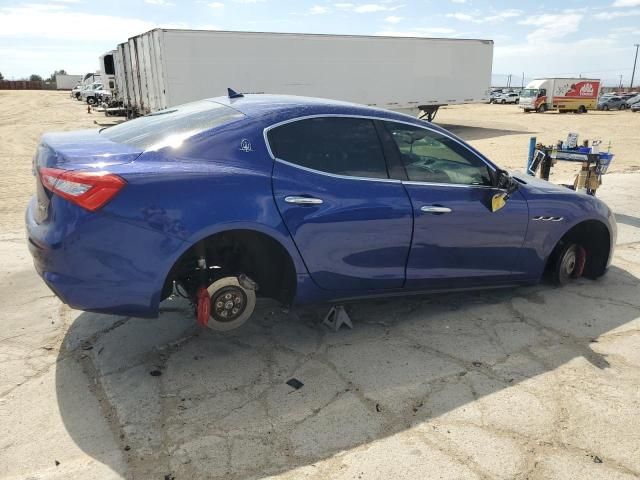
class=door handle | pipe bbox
[421,205,452,214]
[284,196,324,205]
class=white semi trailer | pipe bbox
[115,29,493,119]
[54,74,83,90]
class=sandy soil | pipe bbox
[0,91,102,232]
[438,102,640,179]
[1,90,639,232]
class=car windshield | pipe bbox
[101,100,245,150]
[520,89,538,98]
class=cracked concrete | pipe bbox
[2,93,640,479]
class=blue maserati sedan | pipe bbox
[26,93,616,330]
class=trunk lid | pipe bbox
[33,129,143,223]
[35,129,142,170]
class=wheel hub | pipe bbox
[561,249,577,276]
[212,286,246,322]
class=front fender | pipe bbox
[514,180,614,279]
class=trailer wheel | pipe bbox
[577,105,587,114]
[537,104,546,113]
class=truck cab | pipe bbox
[519,80,549,112]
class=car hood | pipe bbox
[512,172,576,195]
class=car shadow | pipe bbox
[55,265,639,479]
[437,123,532,141]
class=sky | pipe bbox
[1,0,639,86]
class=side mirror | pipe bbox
[491,170,518,212]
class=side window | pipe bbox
[383,122,493,186]
[267,117,389,179]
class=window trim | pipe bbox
[263,114,498,188]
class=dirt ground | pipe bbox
[437,102,640,176]
[1,91,640,479]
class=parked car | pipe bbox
[597,96,626,110]
[625,94,640,107]
[631,102,640,112]
[76,83,100,101]
[489,89,504,103]
[95,89,113,105]
[70,84,83,99]
[496,92,520,104]
[80,83,104,105]
[26,94,616,330]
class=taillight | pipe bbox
[39,167,126,212]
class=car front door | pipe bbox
[380,120,529,290]
[268,116,413,291]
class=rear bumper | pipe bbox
[26,196,185,317]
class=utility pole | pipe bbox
[619,75,623,90]
[631,43,640,89]
[521,72,525,89]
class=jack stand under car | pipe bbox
[526,133,614,196]
[323,305,353,331]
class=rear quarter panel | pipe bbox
[102,120,308,301]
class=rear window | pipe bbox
[101,101,244,150]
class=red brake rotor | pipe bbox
[196,287,210,327]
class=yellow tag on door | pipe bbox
[491,193,507,212]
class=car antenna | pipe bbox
[227,88,244,99]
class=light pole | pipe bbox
[631,43,640,89]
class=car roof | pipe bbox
[207,94,438,131]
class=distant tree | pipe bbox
[0,72,4,81]
[29,74,43,82]
[47,69,68,82]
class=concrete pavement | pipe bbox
[1,173,640,479]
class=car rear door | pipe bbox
[268,116,413,291]
[380,120,529,289]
